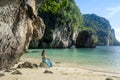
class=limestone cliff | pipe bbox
[30,0,83,48]
[0,0,45,69]
[75,30,97,48]
[50,25,72,48]
[38,20,73,48]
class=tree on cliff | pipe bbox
[39,0,69,14]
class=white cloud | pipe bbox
[114,28,120,42]
[106,6,120,19]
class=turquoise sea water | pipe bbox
[22,46,120,73]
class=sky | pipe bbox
[75,0,120,41]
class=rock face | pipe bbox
[37,11,73,48]
[29,18,45,48]
[39,25,73,48]
[0,0,45,69]
[38,25,72,48]
[75,30,97,48]
[50,26,72,48]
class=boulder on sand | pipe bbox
[17,62,38,69]
[11,70,22,75]
[39,62,49,68]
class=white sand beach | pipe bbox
[0,58,120,80]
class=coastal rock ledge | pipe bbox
[0,0,44,69]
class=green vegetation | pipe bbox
[63,0,83,31]
[39,0,68,14]
[83,14,119,46]
[38,0,83,45]
[38,0,83,32]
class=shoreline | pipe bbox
[21,57,120,74]
[0,58,120,80]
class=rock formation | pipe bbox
[0,0,45,69]
[38,24,73,48]
[17,62,38,69]
[75,30,97,48]
[31,0,83,48]
[50,26,72,48]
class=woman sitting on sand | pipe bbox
[41,50,53,67]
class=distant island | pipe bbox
[83,14,120,46]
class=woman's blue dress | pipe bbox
[42,57,53,67]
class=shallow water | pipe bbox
[22,46,120,73]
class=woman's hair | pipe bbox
[41,50,46,56]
